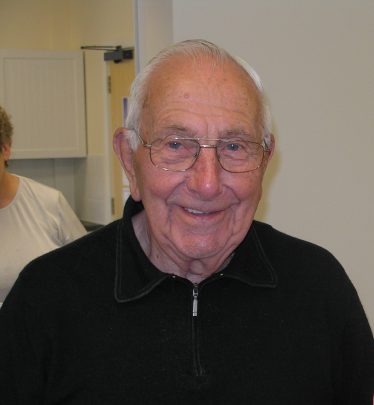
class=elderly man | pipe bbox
[0,40,372,404]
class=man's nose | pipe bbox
[186,146,223,199]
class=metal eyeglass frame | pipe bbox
[136,132,270,173]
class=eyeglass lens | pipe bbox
[148,136,264,173]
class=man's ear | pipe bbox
[113,128,141,201]
[267,133,275,160]
[261,133,275,173]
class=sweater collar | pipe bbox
[114,198,277,303]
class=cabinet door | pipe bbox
[0,50,86,158]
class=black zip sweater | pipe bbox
[0,197,373,404]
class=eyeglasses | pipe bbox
[137,133,270,173]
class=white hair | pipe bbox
[125,39,272,149]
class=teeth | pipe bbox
[185,208,208,215]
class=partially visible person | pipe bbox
[0,105,86,303]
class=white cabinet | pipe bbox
[0,50,86,158]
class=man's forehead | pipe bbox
[140,54,262,135]
[149,53,256,92]
[146,63,258,109]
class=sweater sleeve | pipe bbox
[0,286,46,404]
[332,285,374,405]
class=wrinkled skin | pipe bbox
[114,54,274,283]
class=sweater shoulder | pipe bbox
[252,220,348,283]
[253,220,339,259]
[3,220,121,314]
[18,220,119,284]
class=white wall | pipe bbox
[134,0,173,71]
[172,0,374,325]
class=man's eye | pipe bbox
[166,140,183,150]
[225,143,242,152]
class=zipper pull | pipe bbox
[192,285,199,317]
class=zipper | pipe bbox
[192,284,199,317]
[191,284,203,376]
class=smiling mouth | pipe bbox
[184,207,219,215]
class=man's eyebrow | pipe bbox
[158,125,195,136]
[220,129,254,139]
[166,125,188,132]
[157,126,255,139]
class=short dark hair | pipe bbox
[0,106,13,167]
[0,105,13,148]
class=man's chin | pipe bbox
[173,235,230,262]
